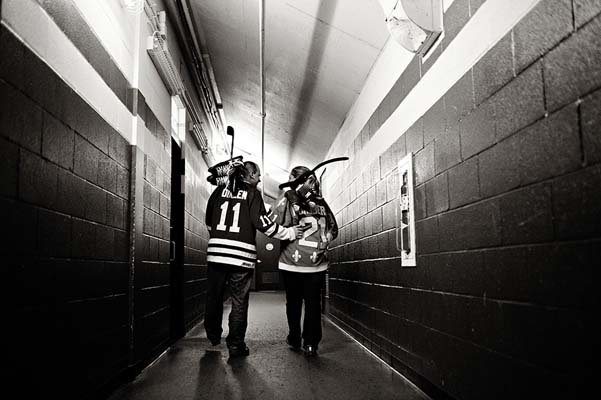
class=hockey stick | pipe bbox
[278,156,349,190]
[206,126,242,186]
[226,125,235,160]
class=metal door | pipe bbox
[169,138,185,339]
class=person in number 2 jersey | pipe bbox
[205,160,305,358]
[271,165,338,356]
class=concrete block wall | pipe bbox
[2,0,211,397]
[326,1,600,399]
[182,134,211,330]
[1,20,132,397]
[135,119,172,362]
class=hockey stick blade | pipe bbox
[278,156,349,190]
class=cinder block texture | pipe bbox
[414,184,427,220]
[472,33,514,105]
[423,98,445,145]
[518,104,581,185]
[425,172,449,216]
[444,71,474,126]
[400,57,422,102]
[492,61,545,141]
[434,124,461,174]
[513,0,573,72]
[552,165,601,239]
[4,23,139,400]
[310,5,601,400]
[460,98,495,159]
[443,0,470,46]
[405,119,424,155]
[478,134,520,198]
[448,157,480,208]
[0,80,43,153]
[581,89,601,165]
[42,111,74,170]
[438,199,501,251]
[0,137,18,197]
[544,16,601,111]
[414,143,435,185]
[574,0,601,27]
[416,217,439,254]
[499,184,554,245]
[19,149,58,209]
[74,135,100,183]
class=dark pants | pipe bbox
[281,270,325,347]
[204,263,254,349]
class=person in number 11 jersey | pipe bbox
[205,160,305,358]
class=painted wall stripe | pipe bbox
[72,0,137,85]
[2,0,134,143]
[39,0,131,108]
[327,0,457,162]
[331,0,541,185]
[3,0,170,148]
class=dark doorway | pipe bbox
[169,138,185,339]
[254,232,283,291]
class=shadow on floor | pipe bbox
[108,292,429,400]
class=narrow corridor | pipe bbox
[4,0,599,398]
[108,292,429,400]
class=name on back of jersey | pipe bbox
[298,203,327,217]
[221,187,248,200]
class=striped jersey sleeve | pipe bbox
[248,189,295,240]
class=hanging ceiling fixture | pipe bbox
[383,0,443,55]
[120,0,145,14]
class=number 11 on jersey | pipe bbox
[216,201,241,233]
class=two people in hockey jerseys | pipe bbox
[204,159,337,358]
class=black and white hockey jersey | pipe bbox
[271,192,338,273]
[205,185,296,269]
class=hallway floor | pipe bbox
[109,292,430,400]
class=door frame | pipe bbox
[169,138,185,339]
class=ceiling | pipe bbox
[188,0,390,196]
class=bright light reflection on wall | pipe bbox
[170,95,186,143]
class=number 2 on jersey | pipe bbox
[298,216,326,248]
[216,201,241,233]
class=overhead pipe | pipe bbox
[180,0,227,125]
[259,0,266,195]
[168,0,228,156]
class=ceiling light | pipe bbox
[120,0,145,14]
[383,0,443,55]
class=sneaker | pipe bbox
[228,345,250,358]
[303,344,317,357]
[286,336,301,351]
